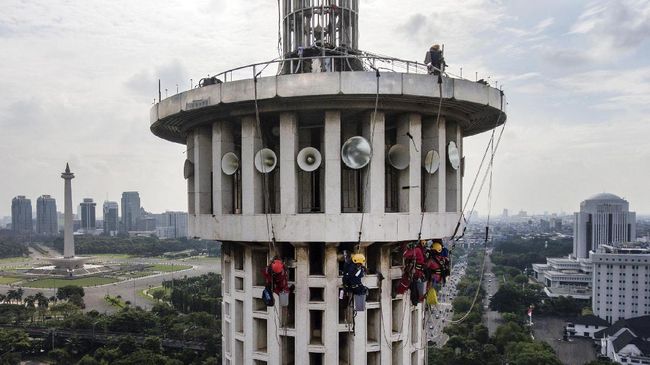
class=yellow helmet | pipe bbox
[352,253,366,264]
[431,242,443,253]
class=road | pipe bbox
[425,259,466,347]
[0,255,220,314]
[482,252,502,335]
[532,316,596,365]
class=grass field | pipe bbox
[0,276,22,285]
[23,276,119,288]
[91,254,133,259]
[148,264,192,272]
[0,257,30,264]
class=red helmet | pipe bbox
[271,259,284,274]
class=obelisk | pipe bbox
[61,163,75,258]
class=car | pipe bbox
[435,314,440,319]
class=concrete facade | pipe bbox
[591,245,650,323]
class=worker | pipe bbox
[424,44,446,76]
[341,252,368,311]
[395,241,427,305]
[262,257,294,307]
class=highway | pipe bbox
[425,259,466,347]
[482,251,502,335]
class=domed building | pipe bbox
[574,193,636,259]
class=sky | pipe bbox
[1,0,649,218]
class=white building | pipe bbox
[532,257,592,299]
[154,211,188,239]
[148,1,506,363]
[566,314,610,339]
[591,245,650,323]
[597,315,650,364]
[574,193,636,260]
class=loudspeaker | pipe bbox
[341,136,372,169]
[183,159,194,179]
[221,152,239,175]
[297,147,322,172]
[387,144,410,170]
[423,150,440,174]
[254,148,277,173]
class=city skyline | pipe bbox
[1,0,650,217]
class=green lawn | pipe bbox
[0,276,22,284]
[147,264,192,272]
[23,276,119,288]
[0,257,30,264]
[90,254,133,259]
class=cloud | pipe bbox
[125,59,190,99]
[397,13,429,36]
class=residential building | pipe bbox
[591,245,650,323]
[102,201,119,236]
[36,195,58,235]
[120,191,141,232]
[566,315,610,339]
[79,198,96,231]
[11,195,32,233]
[574,193,636,259]
[155,211,188,239]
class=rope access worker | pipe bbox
[262,257,294,307]
[395,241,427,305]
[341,252,368,310]
[424,44,446,76]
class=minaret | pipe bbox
[61,163,75,258]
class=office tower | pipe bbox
[11,195,32,234]
[103,201,119,235]
[573,193,636,259]
[120,192,141,232]
[79,198,96,231]
[36,195,58,235]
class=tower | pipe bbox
[11,195,33,234]
[61,163,75,258]
[80,198,97,232]
[150,2,506,364]
[36,195,58,235]
[103,201,119,236]
[120,191,141,232]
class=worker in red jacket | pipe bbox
[395,241,427,302]
[262,257,293,295]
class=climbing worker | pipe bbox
[395,241,427,305]
[262,257,294,307]
[341,252,368,311]
[424,44,446,76]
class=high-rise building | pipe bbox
[155,211,188,239]
[148,1,507,362]
[11,196,32,234]
[573,193,636,259]
[36,195,58,235]
[591,245,650,323]
[79,198,96,231]
[103,201,119,236]
[120,192,141,232]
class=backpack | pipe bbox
[262,287,275,307]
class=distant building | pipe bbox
[120,192,141,232]
[566,314,610,339]
[11,195,32,234]
[79,198,96,231]
[102,201,119,236]
[591,245,650,323]
[502,208,508,219]
[596,315,650,363]
[573,193,636,259]
[36,195,58,235]
[155,211,188,239]
[532,257,592,299]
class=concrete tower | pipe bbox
[62,164,75,258]
[150,2,506,364]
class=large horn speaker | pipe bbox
[387,144,410,170]
[341,136,372,169]
[254,148,277,173]
[423,150,440,174]
[183,159,194,179]
[297,147,322,172]
[447,141,460,170]
[221,152,239,175]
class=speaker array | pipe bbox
[254,148,278,173]
[341,136,372,169]
[297,147,322,172]
[221,152,240,175]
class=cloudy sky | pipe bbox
[1,0,649,218]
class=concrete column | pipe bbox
[194,126,213,215]
[456,127,463,213]
[364,111,385,214]
[437,117,447,213]
[445,122,459,213]
[380,245,393,365]
[186,135,196,215]
[421,117,438,212]
[241,116,263,214]
[280,113,299,214]
[400,302,412,365]
[397,113,422,214]
[243,245,254,364]
[323,243,340,365]
[212,121,235,215]
[294,244,310,364]
[324,111,341,214]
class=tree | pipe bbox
[0,328,31,355]
[77,355,101,365]
[49,348,71,365]
[493,322,530,352]
[56,285,84,301]
[143,336,162,353]
[505,341,563,365]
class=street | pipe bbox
[482,251,503,335]
[425,258,466,347]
